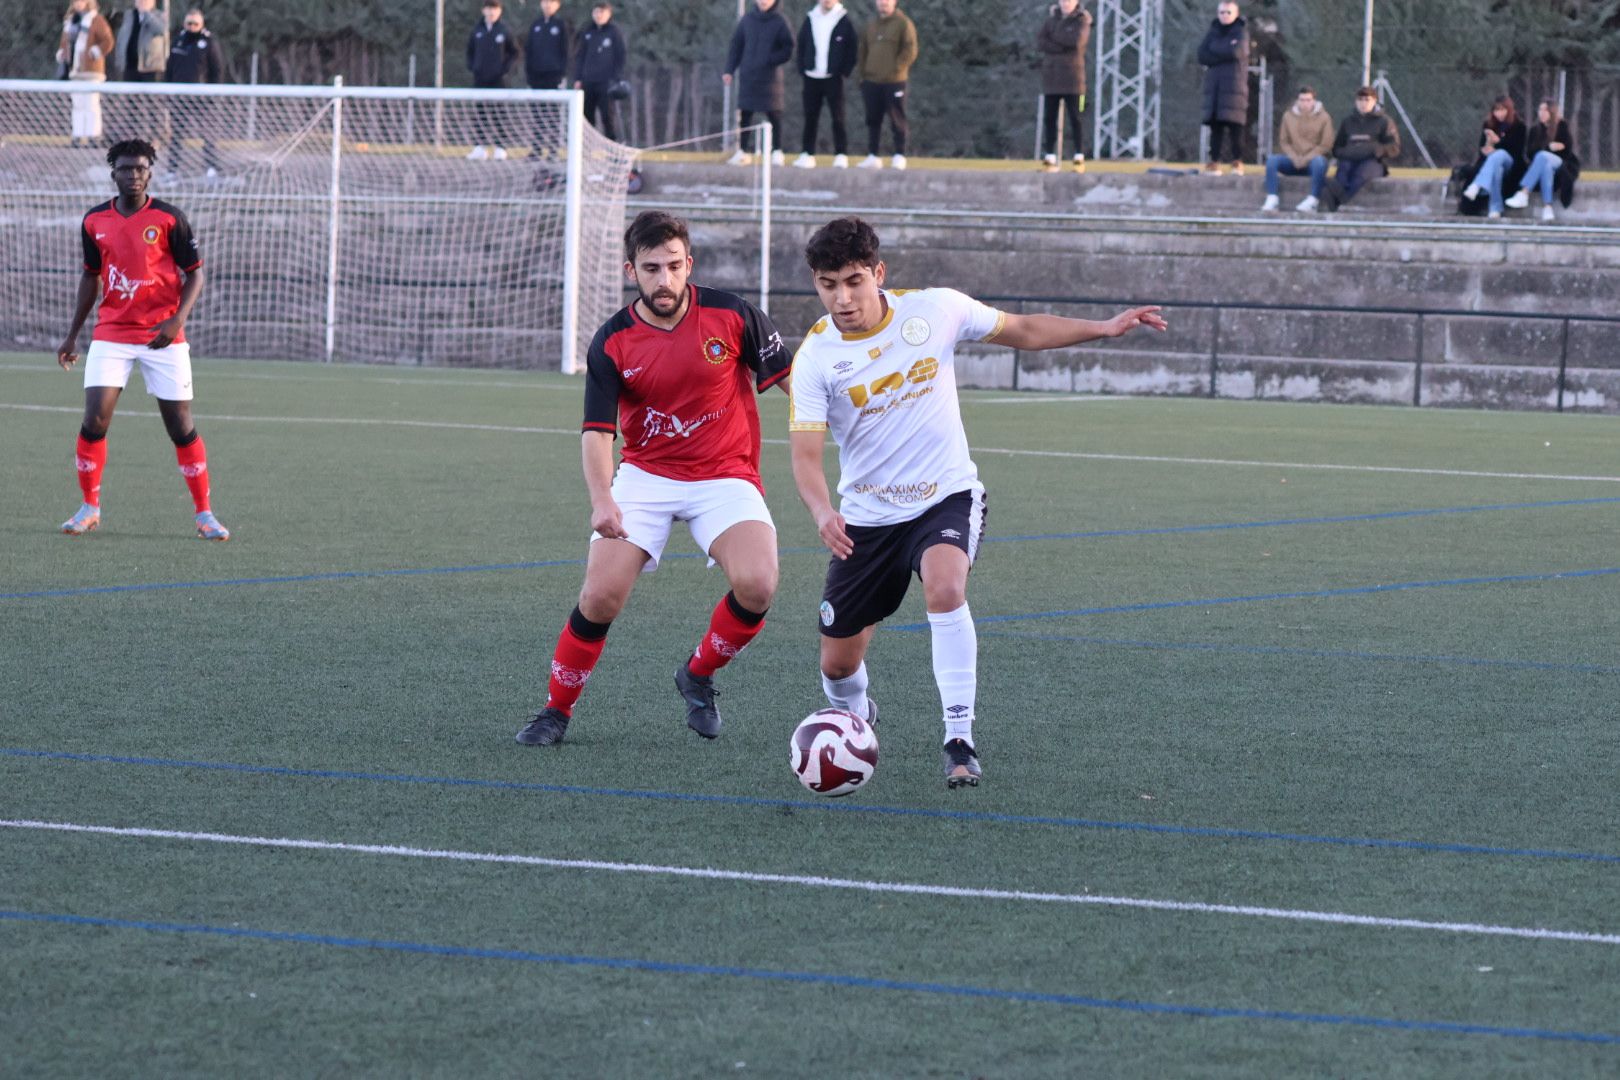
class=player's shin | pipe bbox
[928,604,977,745]
[821,662,871,721]
[173,431,211,513]
[546,606,612,716]
[74,428,107,507]
[687,591,766,677]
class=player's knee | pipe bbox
[923,581,967,612]
[577,585,629,623]
[729,569,777,613]
[821,655,861,680]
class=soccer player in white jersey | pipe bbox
[788,217,1166,788]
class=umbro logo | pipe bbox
[946,705,970,717]
[834,361,853,372]
[940,528,961,539]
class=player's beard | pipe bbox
[638,283,687,320]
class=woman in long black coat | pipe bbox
[1037,0,1092,171]
[1197,0,1249,174]
[724,0,795,163]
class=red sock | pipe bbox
[546,610,611,716]
[175,433,211,513]
[687,591,767,677]
[74,433,107,507]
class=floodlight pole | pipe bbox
[434,0,445,147]
[1361,0,1374,87]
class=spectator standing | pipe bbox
[793,0,856,168]
[1036,0,1091,173]
[114,0,165,82]
[466,0,519,160]
[58,0,115,148]
[723,0,796,166]
[164,8,223,178]
[1507,99,1578,222]
[1197,0,1248,175]
[1461,96,1527,220]
[1322,86,1399,211]
[526,0,572,90]
[855,0,918,170]
[575,2,628,141]
[1260,85,1332,212]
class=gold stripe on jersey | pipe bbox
[789,421,830,432]
[788,334,831,431]
[839,306,895,342]
[979,309,1008,343]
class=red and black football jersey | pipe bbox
[582,285,790,491]
[81,197,202,345]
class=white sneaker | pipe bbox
[727,149,751,166]
[1504,189,1529,209]
[1042,153,1058,173]
[1487,210,1501,219]
[1260,194,1280,212]
[770,149,785,166]
[467,145,488,161]
[793,152,816,169]
[1072,153,1085,173]
[1462,182,1480,200]
[492,146,508,161]
[204,166,218,179]
[1295,194,1319,212]
[1540,204,1556,222]
[832,153,849,168]
[857,154,882,169]
[890,153,907,170]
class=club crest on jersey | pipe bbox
[819,600,835,627]
[901,316,930,346]
[702,336,733,365]
[141,225,160,245]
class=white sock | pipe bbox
[928,603,977,745]
[821,662,870,720]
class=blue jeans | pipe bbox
[1334,156,1384,202]
[1264,154,1328,198]
[1519,149,1561,204]
[1472,148,1515,213]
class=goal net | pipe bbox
[0,79,638,371]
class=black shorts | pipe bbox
[818,489,988,638]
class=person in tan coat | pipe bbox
[854,0,918,169]
[1261,86,1334,212]
[57,0,115,147]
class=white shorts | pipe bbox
[593,462,774,573]
[84,340,194,401]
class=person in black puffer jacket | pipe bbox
[723,0,796,164]
[1506,99,1579,222]
[1459,96,1526,219]
[1196,0,1248,174]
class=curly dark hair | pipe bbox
[623,210,689,263]
[804,217,880,273]
[106,138,158,167]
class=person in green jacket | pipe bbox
[854,0,917,170]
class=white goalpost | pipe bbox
[0,79,638,372]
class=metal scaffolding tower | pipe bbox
[1092,0,1164,160]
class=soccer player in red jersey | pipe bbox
[56,138,229,541]
[515,211,791,747]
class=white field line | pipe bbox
[5,402,1618,484]
[7,819,1618,947]
[0,362,579,392]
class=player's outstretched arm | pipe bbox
[988,306,1167,352]
[58,272,101,369]
[790,429,853,560]
[581,430,628,539]
[147,266,205,350]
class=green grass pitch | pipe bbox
[2,353,1618,1077]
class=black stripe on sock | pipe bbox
[568,606,612,641]
[724,590,767,626]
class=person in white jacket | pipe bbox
[793,0,857,168]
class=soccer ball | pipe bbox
[790,708,878,797]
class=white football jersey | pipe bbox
[789,288,1005,526]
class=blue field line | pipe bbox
[6,748,1618,865]
[981,496,1620,546]
[890,566,1620,631]
[2,909,1614,1045]
[976,629,1620,676]
[5,496,1615,603]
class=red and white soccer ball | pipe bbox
[790,708,879,797]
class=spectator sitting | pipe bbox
[1460,95,1526,220]
[723,0,796,166]
[1197,0,1249,176]
[1036,0,1092,173]
[1321,86,1399,212]
[1260,85,1332,212]
[1505,98,1577,223]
